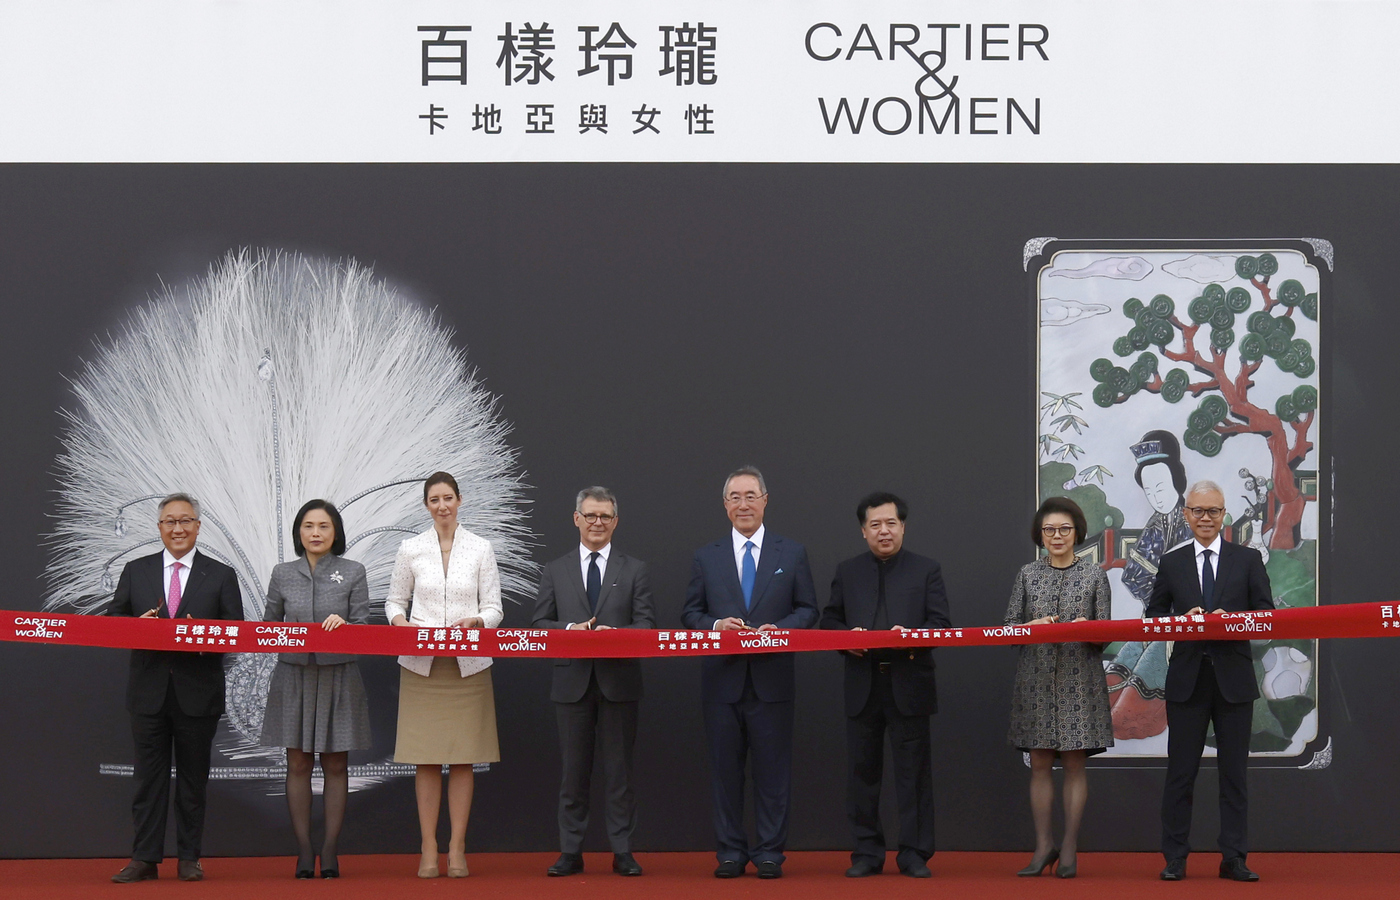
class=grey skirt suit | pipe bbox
[260,555,373,753]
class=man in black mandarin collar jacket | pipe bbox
[106,494,242,884]
[820,492,950,879]
[1144,481,1273,883]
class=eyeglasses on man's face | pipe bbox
[724,492,766,506]
[579,512,615,524]
[1185,506,1225,520]
[158,517,199,530]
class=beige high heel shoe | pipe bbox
[447,852,469,878]
[418,851,440,878]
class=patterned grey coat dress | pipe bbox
[1004,556,1115,754]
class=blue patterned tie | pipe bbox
[741,541,757,610]
[1201,548,1215,607]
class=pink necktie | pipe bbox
[167,562,183,618]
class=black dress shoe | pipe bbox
[1220,858,1259,881]
[714,859,745,878]
[755,860,783,879]
[900,861,932,878]
[177,860,204,882]
[845,859,883,877]
[111,860,159,883]
[613,853,643,876]
[1160,858,1186,881]
[548,853,584,876]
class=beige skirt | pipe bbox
[394,657,500,764]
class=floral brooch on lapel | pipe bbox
[329,570,344,583]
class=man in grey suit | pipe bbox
[533,486,655,877]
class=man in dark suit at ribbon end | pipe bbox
[1146,480,1273,883]
[107,493,243,883]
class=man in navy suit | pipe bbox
[681,466,818,879]
[107,493,243,883]
[1145,480,1273,883]
[533,486,654,877]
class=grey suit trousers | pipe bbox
[556,673,639,854]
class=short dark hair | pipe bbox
[423,471,460,503]
[857,492,908,524]
[291,499,347,557]
[1032,496,1088,548]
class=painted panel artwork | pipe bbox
[1036,245,1322,758]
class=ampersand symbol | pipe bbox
[913,50,959,101]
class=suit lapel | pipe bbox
[1183,544,1205,609]
[713,540,744,611]
[595,552,621,615]
[1211,541,1235,607]
[146,554,169,618]
[749,534,781,611]
[176,551,210,617]
[567,551,593,617]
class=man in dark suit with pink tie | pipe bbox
[681,466,818,880]
[107,493,243,883]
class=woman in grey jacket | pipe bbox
[260,499,371,879]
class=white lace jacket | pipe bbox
[384,526,504,677]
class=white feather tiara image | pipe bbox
[45,249,534,751]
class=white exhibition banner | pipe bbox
[0,0,1397,163]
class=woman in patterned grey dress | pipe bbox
[260,499,372,879]
[1005,497,1113,879]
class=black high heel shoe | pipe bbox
[319,853,340,878]
[1055,853,1077,879]
[295,854,316,879]
[1017,848,1059,877]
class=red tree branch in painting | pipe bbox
[1088,253,1319,549]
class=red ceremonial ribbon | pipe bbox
[3,602,1397,658]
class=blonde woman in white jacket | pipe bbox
[386,471,503,879]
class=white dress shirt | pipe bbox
[1193,534,1223,594]
[579,542,612,585]
[713,525,765,629]
[162,548,196,606]
[571,542,612,628]
[732,525,765,579]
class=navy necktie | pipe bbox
[587,551,601,613]
[1201,548,1215,607]
[741,541,757,610]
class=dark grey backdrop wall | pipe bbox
[0,164,1396,858]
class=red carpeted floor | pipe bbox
[3,852,1397,899]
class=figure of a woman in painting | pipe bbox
[1106,430,1194,741]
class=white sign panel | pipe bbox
[0,1,1397,162]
